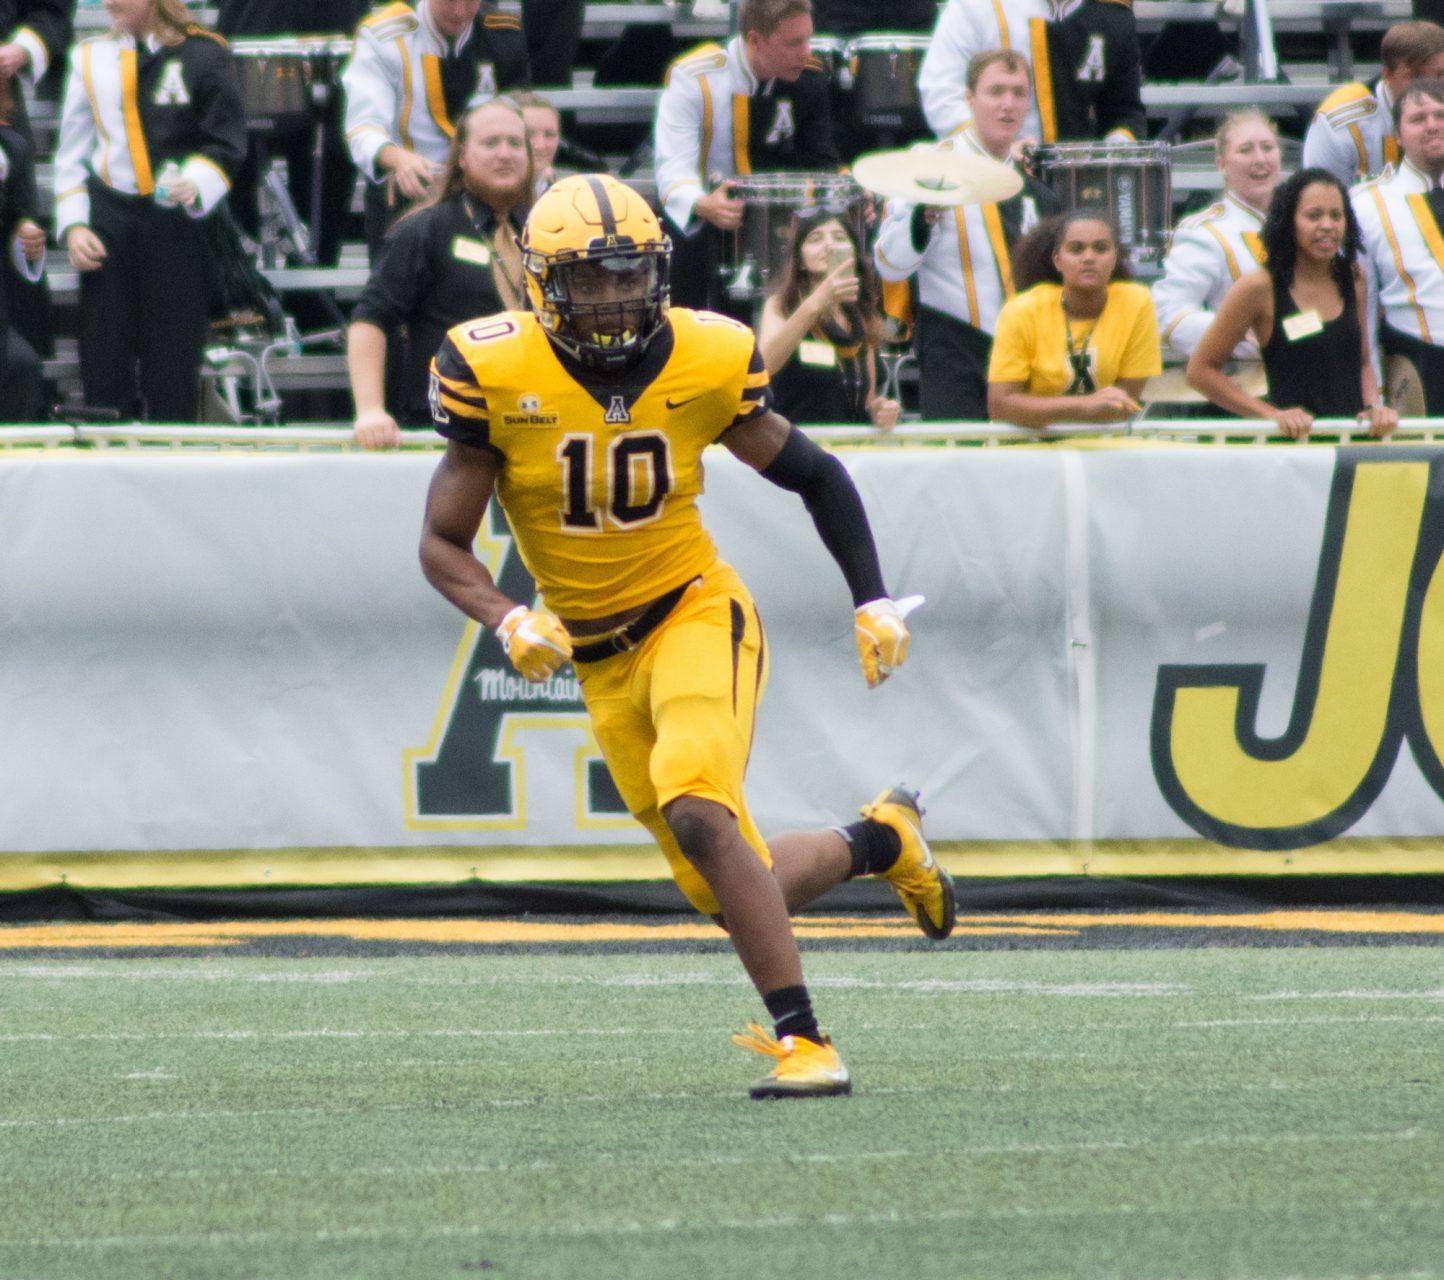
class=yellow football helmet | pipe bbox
[520,174,672,372]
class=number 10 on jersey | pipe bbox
[558,431,673,530]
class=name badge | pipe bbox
[452,236,491,267]
[798,340,837,368]
[1281,309,1324,342]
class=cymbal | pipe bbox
[852,146,1023,207]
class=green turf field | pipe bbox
[2,944,1441,1280]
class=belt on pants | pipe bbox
[569,578,698,665]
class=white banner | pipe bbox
[1,445,1442,876]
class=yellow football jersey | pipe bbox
[430,307,770,620]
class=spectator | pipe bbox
[919,0,1145,146]
[1153,109,1282,365]
[1303,20,1444,188]
[514,90,563,195]
[875,49,1059,421]
[758,207,899,429]
[1187,169,1395,440]
[1354,78,1444,417]
[343,0,529,255]
[987,208,1160,427]
[347,98,531,448]
[652,0,839,310]
[53,0,246,421]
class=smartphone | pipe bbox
[825,243,855,274]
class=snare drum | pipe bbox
[724,173,865,304]
[1033,142,1173,266]
[230,37,351,134]
[845,35,930,133]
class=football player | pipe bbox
[419,173,956,1099]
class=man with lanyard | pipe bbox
[1303,20,1444,189]
[652,0,839,312]
[874,49,1058,421]
[1353,78,1444,415]
[348,99,530,446]
[919,0,1144,147]
[343,0,528,253]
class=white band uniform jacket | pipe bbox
[1151,191,1267,362]
[1352,157,1444,348]
[343,0,527,180]
[52,26,245,238]
[1302,80,1400,189]
[652,33,836,235]
[873,129,1045,334]
[918,0,1141,145]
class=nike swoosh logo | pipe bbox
[666,394,702,409]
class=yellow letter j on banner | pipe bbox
[1151,448,1444,851]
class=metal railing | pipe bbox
[6,419,1444,453]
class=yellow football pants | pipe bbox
[574,560,770,915]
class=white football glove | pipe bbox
[496,605,573,682]
[854,594,924,689]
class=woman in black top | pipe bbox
[347,97,532,447]
[53,0,245,421]
[758,207,899,429]
[1187,167,1397,439]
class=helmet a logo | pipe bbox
[604,395,631,424]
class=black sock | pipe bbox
[834,819,902,879]
[763,984,822,1044]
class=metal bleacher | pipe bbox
[31,0,1402,420]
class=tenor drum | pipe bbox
[845,34,930,133]
[1033,142,1173,266]
[724,173,865,304]
[230,37,351,134]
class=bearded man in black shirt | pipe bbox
[347,97,532,446]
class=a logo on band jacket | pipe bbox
[154,60,190,105]
[604,395,631,424]
[1151,450,1444,850]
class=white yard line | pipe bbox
[0,1128,1430,1186]
[0,1198,1439,1251]
[4,1012,1442,1047]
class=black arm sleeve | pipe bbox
[759,426,886,606]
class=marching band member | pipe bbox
[1,119,46,420]
[1352,78,1444,415]
[652,0,839,310]
[1302,20,1444,188]
[874,49,1058,421]
[1152,109,1281,364]
[343,0,528,251]
[348,99,531,446]
[987,208,1161,428]
[918,0,1144,146]
[53,0,246,421]
[0,0,70,138]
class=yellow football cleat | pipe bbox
[730,1023,852,1099]
[860,786,957,940]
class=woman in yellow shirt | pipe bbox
[987,209,1162,428]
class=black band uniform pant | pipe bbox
[80,181,213,421]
